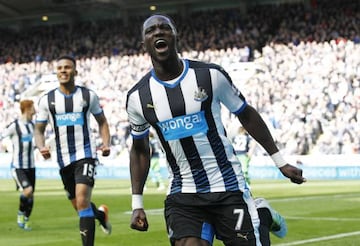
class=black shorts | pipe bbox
[12,168,36,191]
[59,158,97,200]
[164,191,259,246]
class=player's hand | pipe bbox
[39,147,51,159]
[100,145,110,156]
[279,164,306,184]
[130,208,149,231]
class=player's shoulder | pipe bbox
[187,59,231,82]
[76,86,100,101]
[43,87,57,96]
[38,87,57,102]
[77,85,94,94]
[187,59,224,71]
[5,119,17,129]
[127,71,152,96]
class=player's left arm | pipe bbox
[94,112,111,156]
[213,67,305,184]
[90,91,111,156]
[237,105,306,184]
[237,105,278,155]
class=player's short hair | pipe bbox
[20,99,34,114]
[57,55,76,68]
[142,14,177,38]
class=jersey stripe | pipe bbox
[65,93,76,163]
[168,72,211,193]
[138,79,183,193]
[195,66,239,191]
[48,89,65,167]
[25,123,33,168]
[81,87,91,157]
[14,120,24,168]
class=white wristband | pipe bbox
[132,194,144,210]
[271,152,287,168]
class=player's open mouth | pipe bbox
[154,39,168,52]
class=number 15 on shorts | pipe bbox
[83,163,95,178]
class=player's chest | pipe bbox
[52,92,89,114]
[145,79,210,122]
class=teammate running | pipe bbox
[34,55,112,246]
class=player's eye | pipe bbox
[144,26,155,35]
[160,24,172,31]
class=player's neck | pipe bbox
[20,114,32,123]
[59,82,76,95]
[153,58,183,81]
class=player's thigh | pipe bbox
[74,158,96,187]
[59,164,76,199]
[12,168,33,190]
[211,194,258,245]
[165,194,214,246]
[174,237,210,246]
[28,168,36,191]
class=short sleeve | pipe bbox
[126,90,150,138]
[212,68,247,115]
[36,95,49,123]
[89,90,103,116]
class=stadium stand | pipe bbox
[0,0,359,158]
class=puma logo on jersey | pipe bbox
[147,103,155,109]
[194,87,208,102]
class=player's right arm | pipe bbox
[129,136,150,231]
[130,137,150,194]
[34,96,51,160]
[1,121,16,140]
[126,86,152,231]
[34,122,51,160]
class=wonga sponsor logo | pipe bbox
[21,134,33,142]
[55,112,84,126]
[157,111,208,141]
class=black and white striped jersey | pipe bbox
[1,119,35,169]
[36,86,103,168]
[126,59,249,194]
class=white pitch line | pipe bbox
[268,193,360,203]
[274,231,360,246]
[124,208,164,215]
[286,216,360,221]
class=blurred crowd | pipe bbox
[0,0,359,156]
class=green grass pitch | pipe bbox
[1,178,360,246]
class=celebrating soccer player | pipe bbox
[127,14,306,245]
